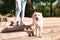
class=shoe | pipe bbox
[9,21,14,26]
[16,21,19,26]
[20,23,25,26]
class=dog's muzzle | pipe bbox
[36,17,38,21]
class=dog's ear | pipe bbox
[40,12,42,14]
[40,13,43,16]
[32,12,35,18]
[32,12,36,20]
[32,13,34,19]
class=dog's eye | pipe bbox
[34,15,37,16]
[38,15,40,16]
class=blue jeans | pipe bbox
[14,0,27,25]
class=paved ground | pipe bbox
[0,32,60,40]
[0,17,60,40]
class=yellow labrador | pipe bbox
[32,12,43,37]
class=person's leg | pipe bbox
[20,0,27,26]
[14,0,21,26]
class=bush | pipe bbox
[55,8,60,17]
[25,3,34,17]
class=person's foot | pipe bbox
[16,21,19,26]
[20,23,25,26]
[9,21,14,26]
[37,34,42,38]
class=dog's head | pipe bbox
[32,12,43,21]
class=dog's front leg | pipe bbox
[36,27,40,37]
[32,25,37,37]
[34,27,37,36]
[39,20,43,37]
[39,27,42,37]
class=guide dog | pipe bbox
[32,12,43,37]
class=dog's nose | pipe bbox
[36,17,38,20]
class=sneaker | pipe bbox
[9,21,14,26]
[16,21,19,26]
[20,23,25,26]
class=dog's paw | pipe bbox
[34,35,37,37]
[37,36,42,38]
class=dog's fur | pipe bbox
[32,12,43,37]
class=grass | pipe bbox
[0,13,14,18]
[0,15,7,18]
